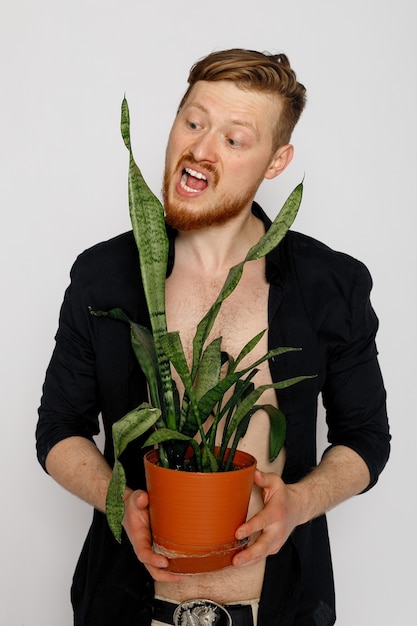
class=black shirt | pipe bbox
[36,203,390,625]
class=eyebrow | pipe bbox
[185,102,259,137]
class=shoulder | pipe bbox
[282,232,377,340]
[71,231,139,281]
[280,230,373,296]
[253,201,372,293]
[268,230,376,337]
[74,231,137,271]
[68,231,142,314]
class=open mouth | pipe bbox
[180,167,208,193]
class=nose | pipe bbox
[189,131,218,163]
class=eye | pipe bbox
[226,136,241,148]
[187,120,201,131]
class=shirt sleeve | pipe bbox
[321,260,391,490]
[36,256,101,472]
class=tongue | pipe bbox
[186,173,207,191]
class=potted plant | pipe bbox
[92,98,313,572]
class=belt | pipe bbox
[153,597,255,626]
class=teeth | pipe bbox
[185,167,207,181]
[180,172,200,193]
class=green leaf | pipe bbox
[190,183,303,378]
[91,307,162,411]
[223,410,253,471]
[143,428,202,470]
[217,371,258,428]
[129,323,161,410]
[245,182,303,261]
[223,403,285,468]
[106,460,126,542]
[120,97,131,150]
[121,98,168,305]
[112,403,161,459]
[191,372,243,434]
[128,154,168,326]
[223,375,315,451]
[159,331,206,435]
[105,403,162,540]
[262,404,286,462]
[201,445,219,472]
[160,332,193,392]
[194,337,223,401]
[232,329,266,371]
[122,98,176,430]
[143,427,195,447]
[194,347,302,433]
[272,374,316,390]
[236,345,302,377]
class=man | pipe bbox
[36,49,390,626]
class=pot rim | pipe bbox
[144,447,257,473]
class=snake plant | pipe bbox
[94,98,313,541]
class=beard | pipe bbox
[163,154,261,232]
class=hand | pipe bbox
[232,469,302,568]
[122,489,183,582]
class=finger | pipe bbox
[134,538,184,582]
[142,545,184,580]
[232,535,269,568]
[145,565,184,582]
[121,491,184,581]
[235,505,273,541]
[253,468,282,492]
[130,489,149,511]
[253,468,268,486]
[131,523,161,566]
[233,526,286,568]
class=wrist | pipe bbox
[286,481,315,526]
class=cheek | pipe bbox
[165,129,181,163]
[228,158,265,186]
[167,123,188,152]
[246,154,274,182]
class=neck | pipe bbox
[173,209,265,275]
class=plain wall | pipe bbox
[1,1,415,624]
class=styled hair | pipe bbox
[178,48,307,150]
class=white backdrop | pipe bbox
[1,1,415,624]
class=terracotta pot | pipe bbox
[144,448,257,574]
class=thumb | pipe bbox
[253,468,272,488]
[125,488,149,511]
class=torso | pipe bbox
[155,249,285,603]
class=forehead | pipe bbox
[181,80,282,129]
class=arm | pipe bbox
[233,250,389,567]
[38,249,181,581]
[233,444,369,567]
[45,437,182,581]
[45,436,112,513]
[285,444,370,524]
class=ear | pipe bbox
[264,144,294,180]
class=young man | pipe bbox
[36,49,390,626]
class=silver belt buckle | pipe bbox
[173,598,232,625]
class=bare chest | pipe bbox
[159,261,286,603]
[165,261,269,370]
